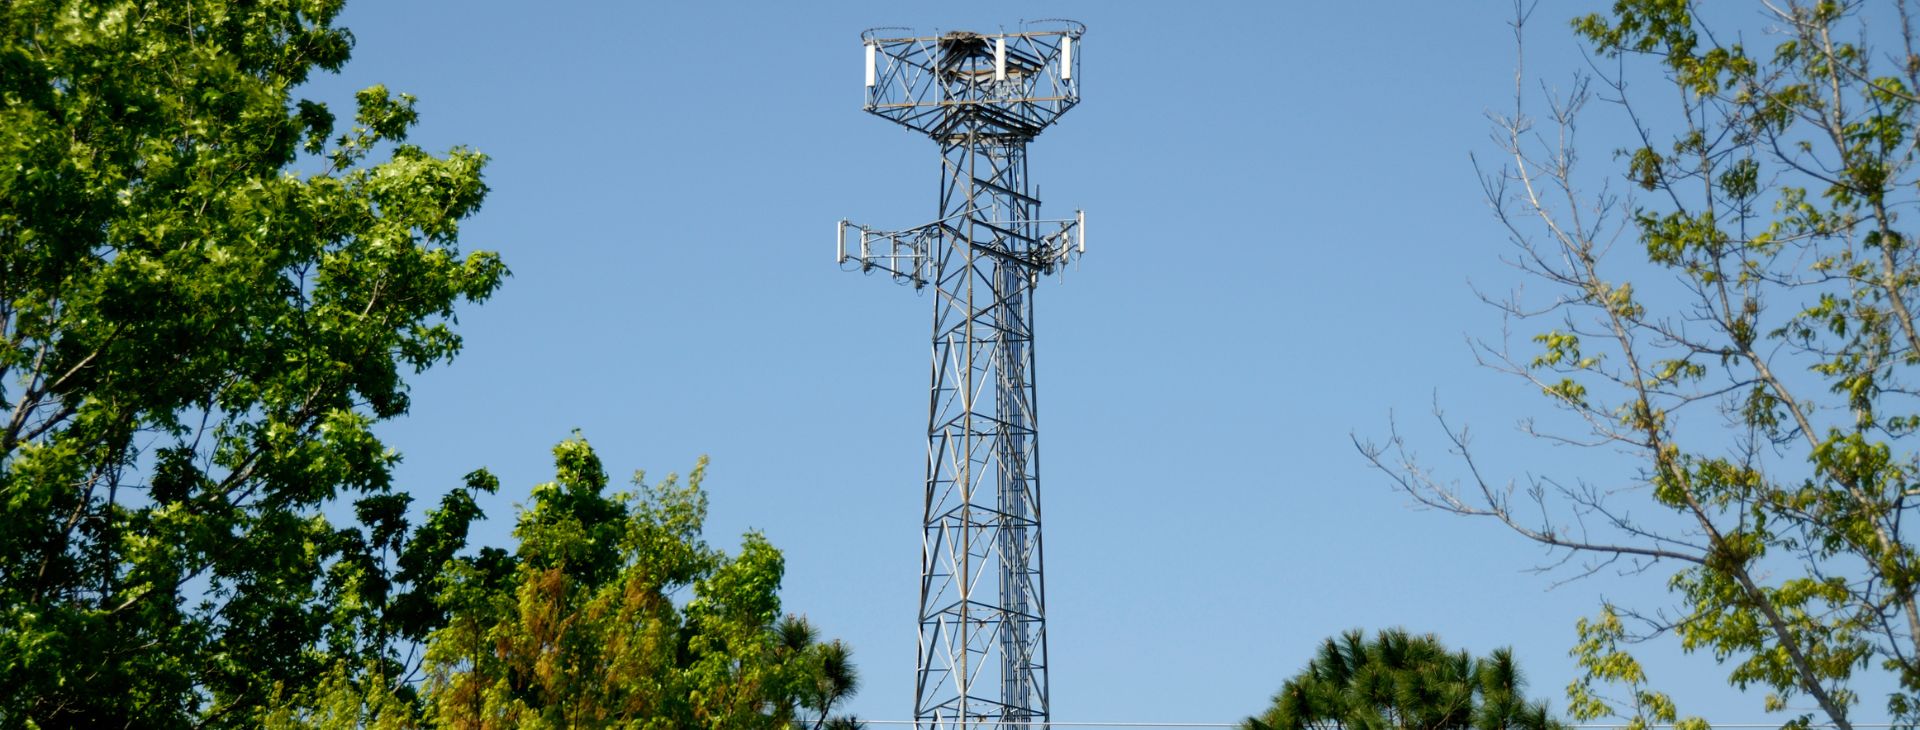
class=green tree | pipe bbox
[259,660,418,730]
[776,614,862,730]
[1359,2,1920,728]
[1244,629,1559,730]
[0,0,506,725]
[418,436,862,730]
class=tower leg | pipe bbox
[916,136,1049,728]
[847,28,1084,728]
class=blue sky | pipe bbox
[302,1,1840,725]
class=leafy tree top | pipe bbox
[1,0,504,724]
[1246,629,1561,730]
[418,436,861,730]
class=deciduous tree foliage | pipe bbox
[0,0,505,726]
[1243,629,1559,730]
[1360,1,1920,728]
[416,437,861,730]
[1,2,869,727]
[260,438,864,728]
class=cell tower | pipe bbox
[836,22,1085,729]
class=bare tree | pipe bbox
[1358,2,1920,728]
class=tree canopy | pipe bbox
[1,0,504,725]
[0,2,863,728]
[416,437,862,729]
[1244,629,1559,730]
[1360,2,1920,728]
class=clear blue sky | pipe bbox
[302,1,1837,725]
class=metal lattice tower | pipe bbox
[836,22,1085,730]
